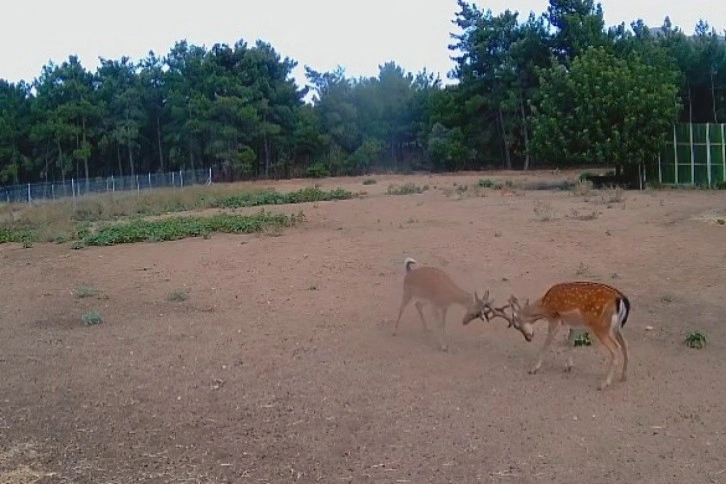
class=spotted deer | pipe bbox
[484,282,631,390]
[393,257,493,351]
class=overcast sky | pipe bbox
[1,0,724,87]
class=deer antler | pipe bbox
[484,302,515,327]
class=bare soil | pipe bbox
[2,171,726,484]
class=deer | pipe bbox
[393,257,494,352]
[482,282,631,391]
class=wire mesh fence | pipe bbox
[0,168,213,204]
[659,123,726,186]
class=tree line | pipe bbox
[1,0,725,186]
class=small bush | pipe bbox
[305,162,329,178]
[533,200,556,221]
[478,178,495,188]
[386,183,427,195]
[166,290,189,302]
[82,310,103,326]
[569,208,598,221]
[573,332,592,347]
[572,180,593,197]
[362,178,377,185]
[75,285,96,299]
[684,330,707,349]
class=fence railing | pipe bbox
[0,168,213,204]
[659,123,726,186]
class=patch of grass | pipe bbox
[569,208,599,221]
[362,178,377,185]
[82,310,103,326]
[572,179,594,197]
[599,187,626,204]
[80,210,304,247]
[0,186,349,245]
[533,200,556,221]
[386,183,428,195]
[166,290,189,302]
[478,178,495,188]
[684,330,707,349]
[209,186,353,209]
[573,332,592,347]
[443,183,487,199]
[74,285,96,299]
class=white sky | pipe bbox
[1,0,724,88]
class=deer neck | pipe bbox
[453,286,473,307]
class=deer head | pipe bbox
[461,290,493,325]
[505,294,535,342]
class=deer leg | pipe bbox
[414,301,431,333]
[564,327,576,372]
[529,319,561,374]
[614,329,629,382]
[438,306,449,352]
[393,290,412,336]
[593,329,620,391]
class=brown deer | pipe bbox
[393,257,493,351]
[483,282,631,390]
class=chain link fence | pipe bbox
[0,168,213,204]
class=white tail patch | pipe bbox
[404,257,417,272]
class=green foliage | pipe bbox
[684,330,707,349]
[81,211,304,246]
[166,290,190,302]
[305,162,329,178]
[573,331,592,347]
[209,186,353,208]
[82,310,103,326]
[0,2,723,186]
[386,183,428,195]
[531,46,681,168]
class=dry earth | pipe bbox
[1,171,726,483]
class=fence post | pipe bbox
[71,178,75,200]
[51,184,55,200]
[673,125,678,185]
[136,175,140,193]
[148,172,152,192]
[658,153,662,184]
[706,123,712,188]
[180,170,184,188]
[208,167,212,185]
[722,124,726,184]
[689,122,695,185]
[112,175,115,192]
[172,172,175,188]
[27,183,31,204]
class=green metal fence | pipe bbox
[659,123,726,186]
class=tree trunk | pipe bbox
[688,85,693,123]
[519,90,531,170]
[711,70,718,123]
[157,116,165,172]
[117,144,123,178]
[57,139,66,192]
[264,132,271,178]
[127,120,135,177]
[82,118,89,192]
[498,107,512,170]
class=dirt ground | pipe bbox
[1,171,726,484]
